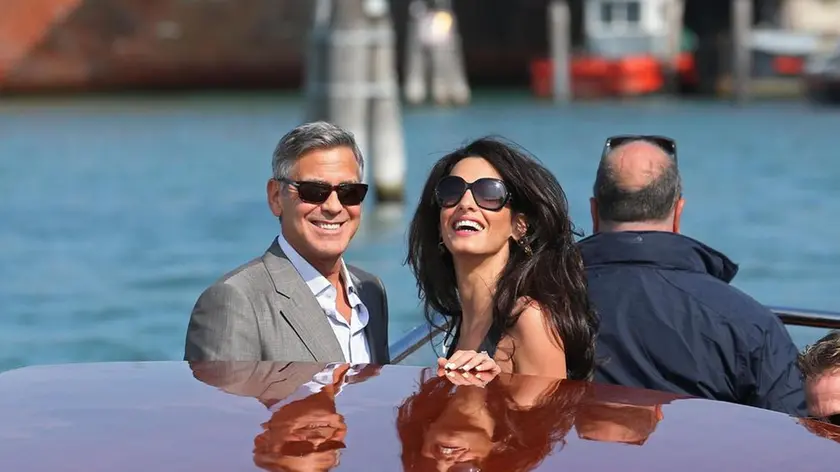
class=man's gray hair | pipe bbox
[271,121,364,180]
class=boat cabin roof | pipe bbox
[1,361,839,471]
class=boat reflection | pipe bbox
[397,367,585,472]
[182,360,840,472]
[189,361,381,472]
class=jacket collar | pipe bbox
[578,231,739,283]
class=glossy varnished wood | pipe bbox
[0,361,838,471]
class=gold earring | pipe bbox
[517,237,533,257]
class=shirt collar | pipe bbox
[276,232,358,297]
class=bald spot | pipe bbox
[603,141,672,192]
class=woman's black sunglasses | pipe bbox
[279,178,368,206]
[434,175,511,211]
[603,135,677,161]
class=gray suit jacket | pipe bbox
[184,240,390,364]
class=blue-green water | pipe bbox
[2,93,839,372]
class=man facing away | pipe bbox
[578,135,805,416]
[184,121,390,365]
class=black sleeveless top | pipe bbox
[445,321,503,359]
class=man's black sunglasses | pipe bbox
[434,175,511,212]
[603,135,677,161]
[809,413,840,426]
[279,178,368,206]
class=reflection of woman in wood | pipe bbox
[396,368,588,472]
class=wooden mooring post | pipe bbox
[305,0,406,203]
[402,0,471,106]
[662,0,685,95]
[549,0,571,103]
[732,0,753,103]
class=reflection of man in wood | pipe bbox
[189,361,381,472]
[574,383,686,446]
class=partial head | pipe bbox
[799,330,840,422]
[267,121,367,272]
[590,135,684,234]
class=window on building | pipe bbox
[600,3,613,23]
[627,1,640,22]
[596,0,643,30]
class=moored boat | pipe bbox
[803,39,840,104]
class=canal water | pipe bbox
[2,92,839,372]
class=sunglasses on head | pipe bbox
[279,178,368,206]
[434,175,511,211]
[280,439,346,457]
[809,413,840,426]
[603,135,677,161]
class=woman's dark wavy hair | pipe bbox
[405,136,599,380]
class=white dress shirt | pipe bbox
[277,233,371,364]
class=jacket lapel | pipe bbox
[262,241,345,363]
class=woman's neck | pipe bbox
[454,250,508,335]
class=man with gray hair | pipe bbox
[185,121,390,365]
[578,135,805,416]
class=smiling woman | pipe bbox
[405,136,599,381]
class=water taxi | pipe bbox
[2,306,839,471]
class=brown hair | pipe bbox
[798,330,840,380]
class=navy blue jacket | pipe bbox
[579,231,806,416]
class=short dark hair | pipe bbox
[799,330,840,380]
[593,146,682,223]
[405,136,599,380]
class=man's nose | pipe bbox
[321,190,343,214]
